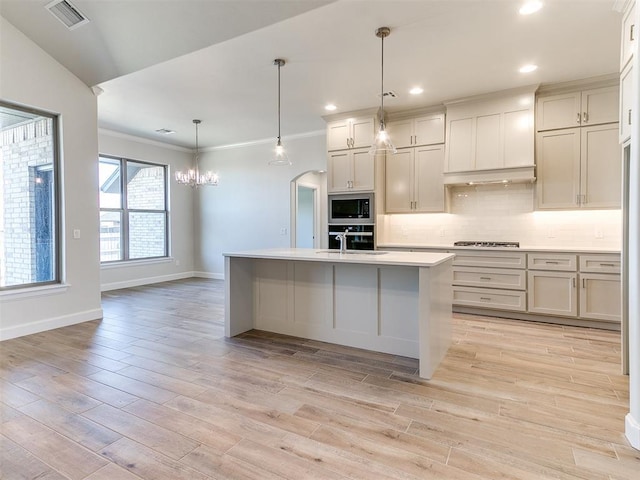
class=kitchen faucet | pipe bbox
[335,228,350,253]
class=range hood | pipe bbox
[443,165,536,186]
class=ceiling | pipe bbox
[1,0,622,150]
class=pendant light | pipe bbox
[369,27,397,156]
[175,119,219,187]
[269,58,292,166]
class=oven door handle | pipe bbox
[328,231,373,237]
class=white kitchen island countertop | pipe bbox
[224,248,454,379]
[223,248,454,267]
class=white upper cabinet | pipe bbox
[444,88,535,175]
[620,55,634,143]
[326,116,375,151]
[536,124,621,209]
[536,86,619,131]
[621,1,636,69]
[327,148,375,193]
[386,113,445,149]
[385,145,445,213]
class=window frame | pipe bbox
[99,154,169,264]
[0,100,61,291]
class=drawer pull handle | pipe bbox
[582,278,586,289]
[480,297,491,301]
[545,261,559,264]
[572,277,576,288]
[480,277,492,280]
[631,23,635,42]
[600,263,615,267]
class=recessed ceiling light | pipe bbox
[155,128,175,135]
[325,104,337,111]
[409,87,424,95]
[519,64,538,73]
[519,1,543,15]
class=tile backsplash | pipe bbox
[378,183,622,249]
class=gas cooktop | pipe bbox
[454,241,520,248]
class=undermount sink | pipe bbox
[315,250,388,255]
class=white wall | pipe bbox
[379,183,622,250]
[0,17,102,339]
[98,130,197,291]
[195,134,326,277]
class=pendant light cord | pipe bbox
[380,31,384,118]
[277,60,281,143]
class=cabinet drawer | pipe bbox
[453,286,526,312]
[452,251,526,269]
[579,255,621,273]
[527,253,577,271]
[452,267,526,291]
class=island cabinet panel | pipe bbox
[379,267,419,342]
[334,264,378,335]
[254,260,290,330]
[292,262,333,328]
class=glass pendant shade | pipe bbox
[269,58,292,166]
[369,120,397,155]
[269,138,291,166]
[175,119,219,187]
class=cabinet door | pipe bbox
[581,124,621,208]
[351,149,375,191]
[446,117,474,172]
[414,114,445,146]
[327,120,350,151]
[527,271,578,317]
[579,273,621,322]
[621,1,636,69]
[351,117,375,149]
[620,61,634,143]
[414,145,445,212]
[536,129,581,209]
[386,119,414,148]
[475,113,501,170]
[504,109,534,167]
[385,149,414,213]
[581,86,619,126]
[327,151,352,193]
[536,92,581,131]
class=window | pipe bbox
[0,102,60,290]
[99,155,168,262]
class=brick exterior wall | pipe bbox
[1,119,54,286]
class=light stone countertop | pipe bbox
[223,248,455,267]
[377,243,621,255]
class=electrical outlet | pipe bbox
[175,259,180,266]
[73,229,81,239]
[595,229,604,239]
[438,228,445,237]
[280,227,287,235]
[547,229,555,238]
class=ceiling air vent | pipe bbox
[378,90,398,99]
[46,0,90,30]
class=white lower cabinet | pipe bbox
[579,273,622,322]
[527,270,578,317]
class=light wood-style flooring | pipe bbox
[1,277,638,479]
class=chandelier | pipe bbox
[369,27,397,156]
[175,119,219,187]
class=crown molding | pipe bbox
[98,128,192,152]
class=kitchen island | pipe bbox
[224,248,454,379]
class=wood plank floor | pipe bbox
[1,277,638,479]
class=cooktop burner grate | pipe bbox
[454,241,520,248]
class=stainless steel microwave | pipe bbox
[328,193,374,224]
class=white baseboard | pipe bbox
[193,271,224,280]
[626,413,640,450]
[0,308,103,341]
[101,271,195,291]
